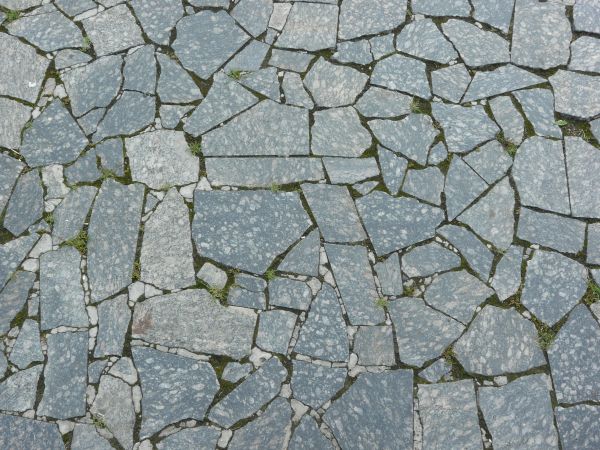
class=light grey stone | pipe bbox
[130,0,183,45]
[231,0,272,37]
[0,153,24,216]
[257,309,297,354]
[82,4,144,56]
[160,105,193,129]
[64,149,101,184]
[462,65,545,102]
[4,170,43,237]
[463,141,512,185]
[428,142,448,165]
[369,33,395,59]
[338,0,407,40]
[472,0,515,32]
[489,96,524,145]
[438,224,494,280]
[269,277,312,311]
[431,64,471,103]
[71,424,113,450]
[588,223,600,265]
[55,0,96,16]
[550,70,600,120]
[282,72,314,108]
[569,36,600,74]
[275,3,338,51]
[291,360,346,408]
[225,40,269,72]
[491,245,523,301]
[354,326,395,366]
[93,91,156,141]
[412,0,471,16]
[574,0,600,34]
[566,137,600,218]
[236,67,279,101]
[513,89,562,139]
[222,362,253,383]
[312,107,371,156]
[289,415,334,450]
[402,167,444,205]
[122,46,157,95]
[304,58,367,108]
[228,273,267,309]
[419,358,452,383]
[279,230,320,277]
[355,87,412,118]
[374,253,403,296]
[95,138,124,176]
[91,374,135,449]
[52,186,97,245]
[156,54,202,104]
[396,18,457,64]
[95,294,130,357]
[371,54,431,99]
[0,271,35,334]
[517,208,585,254]
[378,146,408,194]
[323,157,379,184]
[442,19,510,67]
[268,49,314,72]
[333,40,373,65]
[156,427,220,450]
[401,242,461,278]
[9,319,43,369]
[0,98,30,150]
[54,48,91,69]
[556,405,600,450]
[0,366,42,412]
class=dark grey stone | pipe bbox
[156,427,220,450]
[323,157,379,184]
[412,0,470,16]
[355,87,412,118]
[231,0,272,37]
[463,65,544,103]
[81,4,144,56]
[338,0,406,40]
[279,230,320,277]
[378,146,408,195]
[237,67,279,101]
[282,72,314,108]
[257,309,297,354]
[491,245,523,301]
[268,49,314,72]
[64,149,101,184]
[431,64,471,103]
[52,186,97,245]
[569,36,600,74]
[4,170,43,236]
[354,326,395,366]
[0,271,35,334]
[419,358,452,383]
[556,405,600,450]
[0,415,63,450]
[375,253,403,296]
[442,19,510,67]
[9,318,43,369]
[275,3,338,51]
[91,374,135,449]
[513,89,562,139]
[402,166,444,205]
[566,137,600,219]
[396,18,457,64]
[269,277,312,311]
[157,54,202,104]
[123,45,157,95]
[333,40,373,65]
[70,424,113,450]
[95,294,130,357]
[289,415,334,450]
[304,58,368,108]
[401,242,461,278]
[489,95,524,145]
[472,0,515,32]
[549,70,600,120]
[0,153,24,216]
[463,141,512,185]
[93,91,156,141]
[0,366,42,412]
[0,98,31,150]
[130,0,183,45]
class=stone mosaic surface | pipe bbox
[0,2,599,449]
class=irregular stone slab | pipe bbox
[156,54,202,104]
[64,149,101,184]
[431,103,498,154]
[513,89,561,139]
[275,3,338,51]
[371,54,431,99]
[326,243,384,325]
[294,284,349,361]
[369,114,437,165]
[229,398,292,450]
[521,250,586,326]
[512,137,570,215]
[9,319,43,369]
[71,424,113,450]
[133,347,218,438]
[0,33,48,103]
[323,370,413,450]
[512,0,571,70]
[378,146,408,194]
[419,358,452,383]
[55,48,91,69]
[132,289,256,358]
[21,100,87,167]
[338,0,406,39]
[556,405,600,450]
[491,245,523,301]
[303,184,365,243]
[0,98,30,150]
[282,72,314,108]
[95,294,130,357]
[78,108,105,135]
[489,95,524,144]
[88,179,144,302]
[0,366,42,412]
[402,167,444,205]
[0,153,24,215]
[548,304,600,403]
[412,0,471,16]
[223,363,252,384]
[517,208,585,254]
[566,137,600,219]
[333,40,373,65]
[231,0,272,37]
[569,36,600,74]
[355,87,412,118]
[208,357,287,427]
[257,309,297,354]
[574,0,600,34]
[472,0,515,32]
[52,186,97,245]
[356,191,444,255]
[203,100,308,157]
[396,18,457,64]
[228,274,267,309]
[237,69,279,101]
[160,105,192,129]
[438,225,494,280]
[156,427,220,450]
[312,107,371,156]
[4,170,43,237]
[304,58,367,108]
[225,39,269,72]
[462,65,545,102]
[38,331,88,419]
[425,270,493,324]
[269,49,314,72]
[91,374,135,449]
[389,297,464,367]
[40,247,87,330]
[130,0,183,45]
[0,415,63,450]
[442,19,510,67]
[463,141,512,185]
[431,63,471,103]
[549,70,600,120]
[193,190,309,273]
[291,360,346,408]
[428,142,448,165]
[323,157,379,184]
[123,46,157,95]
[589,223,600,265]
[479,374,559,450]
[354,326,396,366]
[279,230,320,276]
[93,91,156,141]
[289,415,334,450]
[401,242,460,278]
[269,277,312,311]
[419,380,482,450]
[7,4,82,51]
[82,4,144,56]
[454,306,545,376]
[374,253,403,296]
[173,11,249,79]
[0,271,35,334]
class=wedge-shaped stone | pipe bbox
[472,0,515,32]
[91,375,135,449]
[517,208,586,254]
[237,67,279,100]
[3,170,43,237]
[354,325,396,366]
[513,89,561,139]
[402,166,444,205]
[463,141,512,185]
[0,271,35,332]
[556,404,600,450]
[52,186,97,245]
[442,19,510,67]
[291,360,346,409]
[549,70,600,120]
[289,415,334,450]
[371,54,431,99]
[0,98,30,150]
[275,3,338,51]
[401,242,460,278]
[95,294,130,357]
[378,146,408,195]
[0,366,41,412]
[462,65,544,102]
[130,0,183,45]
[355,87,412,118]
[566,137,600,219]
[304,58,368,108]
[229,398,292,450]
[375,253,403,296]
[338,0,406,39]
[82,4,144,56]
[396,18,457,64]
[123,45,156,95]
[71,424,113,450]
[9,319,43,369]
[312,107,371,156]
[431,64,471,103]
[0,415,63,450]
[489,96,524,145]
[279,229,320,277]
[444,155,488,219]
[231,0,272,37]
[569,36,600,74]
[156,53,202,104]
[282,72,313,108]
[438,225,494,280]
[0,154,24,216]
[256,309,297,354]
[93,91,156,142]
[491,245,523,301]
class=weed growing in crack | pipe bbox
[375,297,389,309]
[64,230,88,254]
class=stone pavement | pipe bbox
[0,0,599,449]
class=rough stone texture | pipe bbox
[95,294,130,357]
[256,309,297,354]
[472,0,515,32]
[289,415,334,450]
[431,64,471,103]
[9,319,43,369]
[338,0,406,40]
[91,374,135,449]
[304,58,368,108]
[312,107,371,157]
[517,208,585,254]
[0,271,35,333]
[354,326,396,366]
[550,70,600,120]
[355,87,412,118]
[130,0,183,45]
[275,3,338,51]
[156,53,203,104]
[0,153,24,216]
[371,54,431,99]
[412,0,471,16]
[93,91,156,142]
[513,89,562,139]
[491,245,523,301]
[0,366,41,412]
[463,141,512,185]
[401,242,461,278]
[396,19,457,64]
[402,166,444,205]
[0,415,63,450]
[442,19,510,67]
[0,98,30,150]
[462,65,544,102]
[566,137,600,219]
[156,427,220,450]
[82,4,144,56]
[291,360,346,408]
[52,186,97,245]
[3,169,43,237]
[438,225,494,280]
[556,405,600,450]
[268,277,312,311]
[279,230,320,277]
[490,96,524,144]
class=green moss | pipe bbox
[4,9,20,22]
[227,69,246,80]
[403,283,415,297]
[208,286,227,302]
[64,230,88,254]
[132,260,141,281]
[189,140,202,156]
[375,297,389,309]
[270,183,281,193]
[81,36,92,51]
[410,98,431,115]
[582,280,600,306]
[91,414,107,429]
[265,269,277,281]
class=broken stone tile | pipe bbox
[269,277,312,311]
[88,179,144,302]
[132,289,256,358]
[566,137,600,219]
[517,208,585,254]
[549,305,600,404]
[291,360,346,408]
[512,0,571,70]
[54,48,91,69]
[0,366,42,412]
[556,405,600,450]
[257,309,297,354]
[431,103,499,154]
[550,70,600,120]
[354,326,395,366]
[463,65,545,102]
[0,415,63,450]
[108,357,137,385]
[489,95,524,145]
[208,357,287,428]
[156,427,220,450]
[64,149,101,184]
[323,157,379,184]
[419,380,482,450]
[374,253,403,296]
[0,98,30,150]
[236,68,279,101]
[156,54,202,104]
[438,224,494,280]
[52,186,97,245]
[4,170,43,237]
[479,374,559,450]
[294,284,349,361]
[402,166,444,205]
[222,362,252,383]
[40,247,88,330]
[133,346,218,438]
[369,33,395,59]
[9,319,43,369]
[0,153,24,216]
[160,104,193,129]
[71,423,113,450]
[82,4,144,56]
[389,297,464,366]
[130,0,183,45]
[355,87,412,118]
[231,0,272,37]
[356,191,444,255]
[279,230,320,277]
[513,89,562,139]
[427,142,448,165]
[454,306,546,376]
[491,245,523,301]
[442,19,510,67]
[122,45,157,95]
[430,63,471,104]
[412,0,471,16]
[569,36,600,74]
[369,114,437,165]
[512,137,570,215]
[401,242,461,278]
[323,370,413,449]
[371,54,431,99]
[95,294,130,357]
[275,3,338,51]
[91,374,135,449]
[38,331,88,419]
[93,91,156,141]
[0,271,35,333]
[333,40,372,65]
[419,358,452,383]
[588,224,600,265]
[268,49,314,73]
[225,40,269,72]
[338,0,406,40]
[228,274,267,309]
[304,59,367,108]
[463,141,512,185]
[282,72,313,108]
[574,0,600,34]
[312,107,370,157]
[396,18,457,64]
[78,108,105,136]
[95,138,124,176]
[289,415,334,450]
[378,146,408,194]
[472,0,515,32]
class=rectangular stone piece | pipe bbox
[517,208,586,254]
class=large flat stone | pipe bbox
[549,70,600,120]
[338,0,406,40]
[0,415,63,450]
[275,3,338,51]
[304,58,368,108]
[371,54,431,99]
[566,137,600,218]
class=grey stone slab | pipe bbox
[52,186,97,245]
[231,0,272,37]
[9,319,43,369]
[132,289,256,358]
[438,225,494,280]
[64,149,101,184]
[71,424,113,450]
[236,67,279,101]
[491,245,523,301]
[369,114,437,165]
[0,271,35,334]
[82,4,144,56]
[312,107,371,156]
[38,331,88,419]
[402,166,444,205]
[566,137,600,219]
[374,253,403,296]
[431,63,471,103]
[55,0,95,16]
[130,0,182,45]
[463,65,545,102]
[4,170,43,237]
[512,0,571,70]
[323,370,414,450]
[512,137,570,215]
[356,191,444,255]
[550,70,600,120]
[275,3,338,51]
[0,415,63,450]
[279,230,320,276]
[228,274,267,310]
[160,105,193,129]
[294,284,349,361]
[0,33,48,103]
[489,95,524,145]
[291,360,346,408]
[479,374,559,450]
[222,362,253,383]
[157,54,202,104]
[95,138,124,176]
[396,18,457,64]
[54,48,91,69]
[378,146,408,195]
[268,49,314,72]
[419,380,482,450]
[574,0,600,34]
[225,40,269,73]
[333,40,373,65]
[355,87,412,118]
[323,157,379,184]
[371,54,431,99]
[289,415,334,450]
[442,19,509,67]
[513,89,562,139]
[517,208,585,254]
[556,405,600,450]
[282,72,314,108]
[428,142,448,165]
[338,0,406,40]
[88,179,144,302]
[123,45,157,95]
[369,33,395,59]
[472,0,515,32]
[78,108,105,136]
[463,141,512,185]
[431,103,499,154]
[0,235,38,293]
[418,358,451,383]
[91,374,135,449]
[354,325,396,366]
[0,98,30,150]
[93,91,156,141]
[40,247,87,330]
[401,242,461,278]
[569,36,600,74]
[21,100,88,167]
[455,306,545,376]
[132,347,218,438]
[389,297,464,367]
[156,427,220,450]
[0,366,42,412]
[326,243,384,325]
[549,305,600,403]
[95,294,130,357]
[0,153,24,216]
[257,309,297,354]
[269,277,312,311]
[0,351,6,376]
[588,223,600,265]
[412,0,471,16]
[304,58,367,108]
[208,357,287,427]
